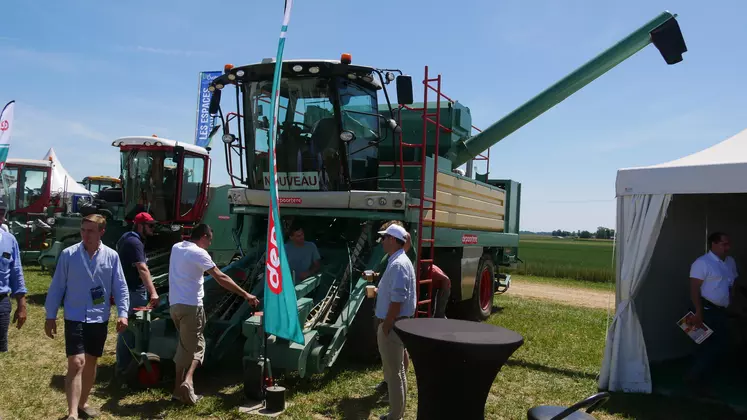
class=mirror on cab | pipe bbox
[396,75,414,105]
[209,89,222,114]
[174,145,184,163]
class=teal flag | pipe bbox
[264,0,304,345]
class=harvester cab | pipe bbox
[80,175,121,196]
[1,157,60,262]
[125,10,688,396]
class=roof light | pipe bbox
[111,141,117,146]
[309,66,319,74]
[208,85,216,92]
[236,70,245,77]
[155,141,162,146]
[347,73,357,80]
[228,73,236,81]
[144,141,152,146]
[216,83,224,89]
[224,64,234,73]
[152,134,158,137]
[292,64,303,72]
[362,75,373,83]
[341,53,352,64]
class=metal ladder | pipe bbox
[400,65,453,318]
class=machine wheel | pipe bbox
[125,353,162,389]
[243,362,266,401]
[470,257,495,321]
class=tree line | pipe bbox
[551,227,615,239]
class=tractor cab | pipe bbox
[1,158,57,217]
[115,136,210,228]
[208,56,413,195]
[80,175,121,195]
[0,158,58,259]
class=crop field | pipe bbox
[509,234,615,283]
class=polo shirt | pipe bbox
[690,251,738,308]
[117,231,147,290]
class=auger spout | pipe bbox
[446,11,687,169]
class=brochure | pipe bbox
[677,311,713,344]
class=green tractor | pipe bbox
[38,136,244,279]
[124,11,687,397]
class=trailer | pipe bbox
[127,11,687,396]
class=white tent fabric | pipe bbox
[602,127,747,394]
[616,128,747,196]
[43,148,92,196]
[599,194,671,393]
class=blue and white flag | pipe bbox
[194,71,222,148]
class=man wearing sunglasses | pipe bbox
[114,212,159,378]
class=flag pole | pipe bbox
[263,0,295,406]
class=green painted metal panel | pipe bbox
[231,205,406,221]
[420,226,519,248]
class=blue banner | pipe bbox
[195,71,222,148]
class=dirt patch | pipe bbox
[507,279,614,309]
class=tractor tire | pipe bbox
[125,353,163,389]
[243,361,265,402]
[469,257,495,321]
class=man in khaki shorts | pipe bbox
[168,224,259,404]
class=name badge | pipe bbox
[91,285,105,305]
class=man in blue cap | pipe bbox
[0,196,26,352]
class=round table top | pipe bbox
[393,318,523,346]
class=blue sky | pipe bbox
[2,1,746,232]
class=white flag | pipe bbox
[0,101,15,171]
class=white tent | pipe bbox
[600,127,747,393]
[43,148,92,197]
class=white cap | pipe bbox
[378,224,407,242]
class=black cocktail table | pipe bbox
[393,318,524,420]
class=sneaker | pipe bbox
[180,382,203,405]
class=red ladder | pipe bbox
[400,65,453,318]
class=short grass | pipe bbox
[0,266,740,419]
[511,235,615,283]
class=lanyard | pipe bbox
[79,243,100,283]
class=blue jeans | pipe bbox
[0,295,10,353]
[688,302,731,383]
[116,286,148,373]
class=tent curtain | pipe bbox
[599,193,672,393]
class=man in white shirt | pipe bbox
[168,223,259,404]
[375,223,417,420]
[686,231,737,389]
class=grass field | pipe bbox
[510,234,615,283]
[1,267,740,419]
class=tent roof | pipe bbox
[43,148,92,196]
[616,128,747,196]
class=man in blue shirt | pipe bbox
[44,214,129,420]
[374,223,416,420]
[284,223,321,284]
[115,211,159,377]
[0,197,27,353]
